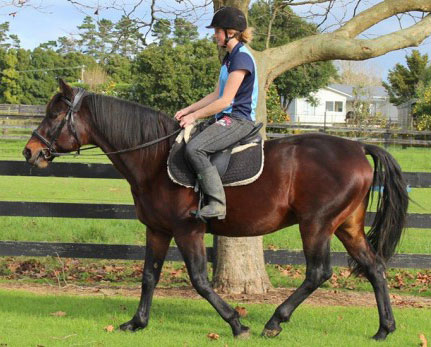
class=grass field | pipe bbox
[0,289,429,347]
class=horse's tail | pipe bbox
[360,144,409,270]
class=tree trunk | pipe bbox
[212,236,271,294]
[210,0,272,295]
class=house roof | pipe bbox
[327,84,389,101]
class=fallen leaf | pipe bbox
[207,332,220,340]
[235,306,248,317]
[50,311,66,317]
[419,333,427,347]
[104,325,115,332]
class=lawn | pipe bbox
[0,289,429,347]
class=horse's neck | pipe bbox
[91,130,169,188]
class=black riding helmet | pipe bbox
[206,7,247,47]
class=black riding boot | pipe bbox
[196,165,226,220]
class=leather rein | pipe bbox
[32,89,181,159]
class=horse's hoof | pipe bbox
[119,319,146,332]
[235,327,250,339]
[372,331,388,341]
[261,328,282,338]
[372,324,395,340]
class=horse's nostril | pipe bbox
[22,148,32,160]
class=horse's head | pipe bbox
[23,79,89,168]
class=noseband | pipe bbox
[32,88,86,159]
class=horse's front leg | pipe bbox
[120,228,172,332]
[175,231,250,338]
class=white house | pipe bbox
[287,84,398,125]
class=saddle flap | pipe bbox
[210,149,232,178]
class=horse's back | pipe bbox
[264,133,374,219]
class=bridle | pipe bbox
[32,88,87,160]
[32,88,181,159]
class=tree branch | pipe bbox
[264,12,431,85]
[334,0,431,38]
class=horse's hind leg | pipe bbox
[263,221,333,337]
[335,207,395,340]
[336,215,396,340]
[174,231,250,338]
[120,228,172,332]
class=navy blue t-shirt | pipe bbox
[216,42,258,122]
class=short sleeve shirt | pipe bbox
[216,42,258,122]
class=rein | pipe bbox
[33,89,181,158]
[54,128,181,157]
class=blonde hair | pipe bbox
[227,27,254,44]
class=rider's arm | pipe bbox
[180,70,247,126]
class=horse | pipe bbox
[23,79,408,340]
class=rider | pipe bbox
[175,6,258,220]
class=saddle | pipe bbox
[167,122,264,188]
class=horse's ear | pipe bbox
[58,78,73,100]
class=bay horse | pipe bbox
[23,80,408,340]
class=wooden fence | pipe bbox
[266,123,431,147]
[0,160,430,269]
[2,111,431,146]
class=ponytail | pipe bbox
[238,27,253,43]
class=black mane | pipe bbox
[86,93,179,157]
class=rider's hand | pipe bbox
[179,113,197,128]
[175,108,190,121]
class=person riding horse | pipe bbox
[174,7,258,220]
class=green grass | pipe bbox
[0,289,429,347]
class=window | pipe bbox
[325,101,334,112]
[326,101,343,112]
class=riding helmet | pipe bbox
[206,6,247,32]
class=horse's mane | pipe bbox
[86,93,179,158]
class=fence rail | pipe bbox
[0,161,430,269]
[0,241,429,269]
[2,112,431,146]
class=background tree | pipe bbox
[152,19,172,46]
[112,16,144,58]
[0,49,20,103]
[413,85,431,130]
[133,38,219,115]
[383,50,431,106]
[0,22,20,49]
[337,60,382,86]
[57,36,77,54]
[173,18,199,45]
[96,19,115,63]
[77,16,99,57]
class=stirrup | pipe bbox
[190,209,208,223]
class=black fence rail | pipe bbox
[1,241,429,269]
[0,161,430,269]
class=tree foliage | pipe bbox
[383,50,431,106]
[133,38,219,115]
[414,85,431,131]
